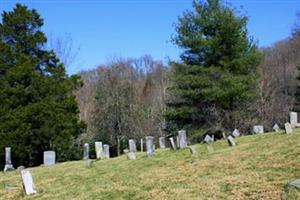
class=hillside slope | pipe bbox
[1,130,300,200]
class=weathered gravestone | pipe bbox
[159,137,166,149]
[290,112,300,128]
[103,144,110,159]
[43,151,55,166]
[273,124,280,132]
[20,169,37,195]
[140,139,144,152]
[287,179,300,189]
[176,136,180,148]
[95,141,103,159]
[145,136,155,156]
[4,147,14,172]
[178,130,188,149]
[168,137,177,150]
[253,125,264,134]
[285,122,293,134]
[126,152,136,160]
[204,134,214,143]
[232,129,240,137]
[227,135,236,146]
[189,146,197,156]
[128,139,137,152]
[83,143,89,160]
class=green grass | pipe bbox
[1,130,300,199]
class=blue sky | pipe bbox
[1,0,299,74]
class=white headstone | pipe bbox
[145,136,155,156]
[21,169,37,195]
[204,135,214,143]
[43,151,55,166]
[4,147,14,172]
[169,137,176,150]
[140,139,143,152]
[159,137,166,148]
[126,152,136,160]
[178,130,188,149]
[128,139,137,152]
[232,129,240,137]
[83,143,89,160]
[290,112,299,128]
[273,124,280,132]
[95,142,103,159]
[227,135,236,146]
[285,122,293,134]
[103,144,110,159]
[253,125,264,134]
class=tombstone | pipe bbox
[140,139,144,152]
[176,136,180,148]
[20,169,37,195]
[126,152,136,160]
[3,147,14,172]
[83,143,89,160]
[43,151,55,166]
[290,112,300,128]
[285,122,293,134]
[227,135,236,146]
[103,144,110,159]
[95,141,103,159]
[273,124,280,132]
[189,146,197,156]
[222,132,227,139]
[145,136,155,156]
[204,134,214,144]
[288,179,300,189]
[178,130,188,149]
[232,129,240,137]
[169,137,177,150]
[128,139,137,152]
[159,137,166,149]
[253,125,264,134]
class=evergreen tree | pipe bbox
[0,4,85,167]
[166,0,262,137]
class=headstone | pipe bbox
[4,147,14,172]
[169,137,177,150]
[95,141,103,159]
[145,136,155,156]
[227,135,236,146]
[126,152,136,160]
[176,136,180,148]
[288,179,300,189]
[103,144,110,159]
[206,144,214,153]
[43,151,55,166]
[273,124,280,132]
[189,146,197,155]
[178,130,188,149]
[289,112,300,128]
[83,143,89,160]
[232,129,240,137]
[140,139,143,152]
[123,149,129,154]
[204,134,214,143]
[285,122,293,134]
[20,169,37,195]
[159,137,166,149]
[128,139,137,152]
[253,125,264,134]
[222,132,227,139]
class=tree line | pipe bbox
[1,0,300,167]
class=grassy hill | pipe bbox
[1,130,300,200]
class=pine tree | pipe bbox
[166,0,262,136]
[0,4,86,167]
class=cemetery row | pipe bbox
[2,111,300,195]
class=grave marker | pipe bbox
[159,137,166,149]
[232,129,240,137]
[95,142,103,159]
[178,130,188,149]
[83,143,89,160]
[145,136,155,156]
[227,135,236,146]
[253,125,264,134]
[20,169,37,195]
[285,122,293,134]
[43,151,55,166]
[128,139,137,152]
[3,147,14,172]
[103,144,110,159]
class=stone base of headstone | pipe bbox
[4,164,15,172]
[126,152,136,160]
